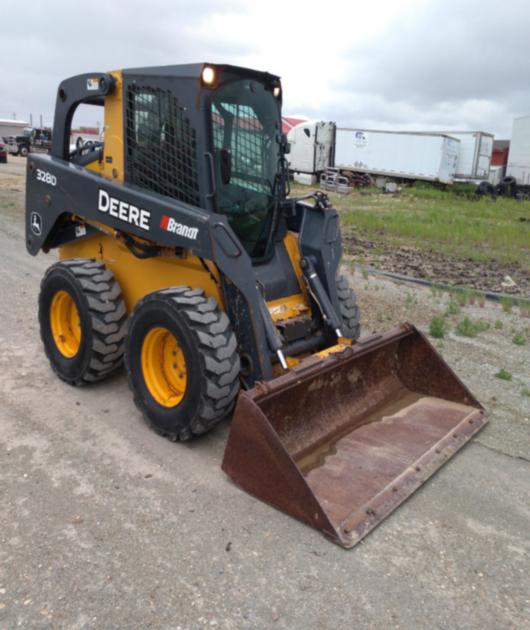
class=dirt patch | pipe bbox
[0,156,26,190]
[344,233,530,297]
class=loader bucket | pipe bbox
[222,324,487,548]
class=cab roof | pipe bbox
[121,63,280,83]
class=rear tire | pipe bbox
[336,274,361,340]
[19,145,29,157]
[125,287,240,441]
[39,259,128,385]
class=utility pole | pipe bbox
[40,114,43,128]
[30,113,33,126]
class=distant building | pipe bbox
[75,126,99,135]
[0,119,30,139]
[282,116,306,135]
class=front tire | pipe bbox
[39,259,128,384]
[336,274,361,340]
[125,287,241,441]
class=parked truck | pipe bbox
[287,121,335,183]
[288,122,460,185]
[2,126,52,157]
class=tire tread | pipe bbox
[125,287,240,441]
[336,274,361,340]
[40,259,128,385]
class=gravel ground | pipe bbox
[0,157,529,629]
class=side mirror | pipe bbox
[220,148,232,185]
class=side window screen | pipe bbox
[212,102,268,193]
[126,86,200,206]
[303,128,311,138]
[210,79,280,259]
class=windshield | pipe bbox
[211,79,280,259]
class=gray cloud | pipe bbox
[1,0,247,125]
[300,0,530,136]
[1,0,528,137]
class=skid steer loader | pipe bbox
[25,64,487,547]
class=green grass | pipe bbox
[495,368,512,381]
[295,183,530,269]
[501,297,515,313]
[455,317,490,337]
[445,299,461,316]
[512,333,526,346]
[429,315,447,339]
[453,288,486,307]
[455,290,471,307]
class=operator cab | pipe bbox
[52,63,291,276]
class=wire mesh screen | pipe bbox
[126,86,200,206]
[212,103,269,193]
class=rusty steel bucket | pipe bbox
[222,324,488,548]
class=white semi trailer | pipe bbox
[441,131,493,181]
[506,116,530,185]
[334,128,460,184]
[288,122,460,185]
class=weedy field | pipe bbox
[293,183,530,296]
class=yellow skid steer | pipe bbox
[25,64,487,547]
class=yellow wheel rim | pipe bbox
[141,327,188,407]
[50,290,82,358]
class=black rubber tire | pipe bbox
[19,145,29,157]
[494,183,505,197]
[336,274,361,340]
[501,176,518,197]
[476,181,494,197]
[39,259,128,385]
[125,287,241,441]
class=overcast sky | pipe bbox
[2,0,530,137]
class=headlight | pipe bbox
[201,66,216,86]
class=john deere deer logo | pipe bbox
[30,212,42,236]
